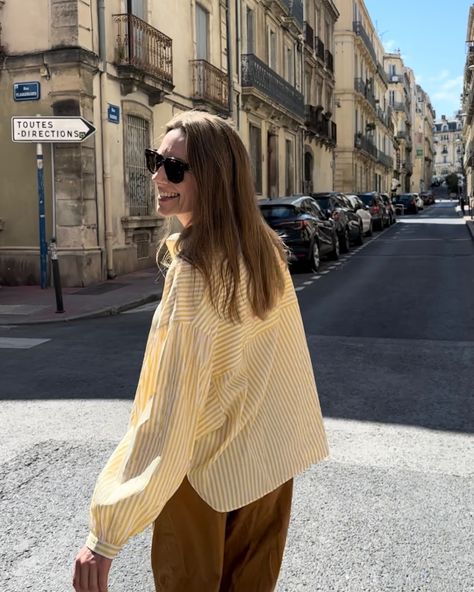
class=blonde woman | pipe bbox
[73,111,328,592]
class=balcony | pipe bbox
[354,133,378,158]
[354,78,376,109]
[315,37,325,62]
[402,160,413,175]
[304,104,323,134]
[304,21,314,50]
[378,150,393,169]
[353,21,377,64]
[263,0,303,29]
[325,49,334,74]
[241,54,304,120]
[392,101,405,111]
[189,59,229,113]
[113,13,173,104]
[397,130,409,140]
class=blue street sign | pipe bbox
[107,104,120,124]
[14,82,41,102]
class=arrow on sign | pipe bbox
[11,116,96,143]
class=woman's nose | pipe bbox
[152,165,167,184]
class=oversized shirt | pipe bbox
[86,243,329,559]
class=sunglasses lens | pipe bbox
[145,150,162,174]
[164,160,185,184]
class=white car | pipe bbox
[345,194,373,236]
[413,193,424,210]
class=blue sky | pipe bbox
[364,0,472,120]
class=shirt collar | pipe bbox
[166,233,180,261]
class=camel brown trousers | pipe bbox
[151,477,293,592]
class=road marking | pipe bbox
[303,281,314,286]
[0,337,51,349]
[295,286,305,292]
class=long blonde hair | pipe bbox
[159,110,287,321]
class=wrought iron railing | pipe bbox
[325,49,334,73]
[113,13,172,83]
[392,101,405,111]
[378,150,393,169]
[354,78,376,109]
[241,54,304,119]
[282,0,303,28]
[304,21,314,49]
[315,37,325,61]
[189,59,229,112]
[354,133,378,158]
[353,21,377,64]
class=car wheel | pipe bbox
[329,235,340,260]
[309,241,320,272]
[340,228,350,253]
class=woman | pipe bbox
[73,111,328,592]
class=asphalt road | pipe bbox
[1,200,473,592]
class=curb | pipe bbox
[466,220,474,242]
[0,292,162,327]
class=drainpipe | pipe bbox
[225,0,233,117]
[97,0,115,278]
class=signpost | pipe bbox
[11,115,96,305]
[11,116,96,143]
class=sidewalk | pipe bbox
[0,267,164,326]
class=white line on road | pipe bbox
[123,302,159,314]
[303,281,314,286]
[295,286,305,291]
[0,337,51,349]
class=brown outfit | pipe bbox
[151,477,293,591]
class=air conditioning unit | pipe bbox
[391,75,400,82]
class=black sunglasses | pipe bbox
[145,149,190,184]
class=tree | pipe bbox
[445,173,459,194]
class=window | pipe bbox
[246,7,255,54]
[125,115,153,216]
[267,28,277,70]
[130,0,145,18]
[389,64,396,77]
[389,90,395,106]
[286,46,294,84]
[249,124,262,193]
[285,139,294,196]
[196,4,209,60]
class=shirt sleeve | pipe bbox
[85,319,214,559]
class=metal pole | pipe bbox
[36,143,48,289]
[51,143,56,239]
[49,238,64,313]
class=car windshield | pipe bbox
[259,205,296,219]
[398,195,412,202]
[313,197,330,209]
[357,194,375,206]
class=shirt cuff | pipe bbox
[86,532,122,559]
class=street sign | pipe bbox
[107,104,120,124]
[11,116,96,143]
[13,82,41,101]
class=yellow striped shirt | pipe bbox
[86,242,329,559]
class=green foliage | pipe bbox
[445,173,459,193]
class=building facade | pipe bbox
[302,0,339,193]
[433,114,464,178]
[414,84,435,192]
[333,0,394,194]
[1,0,342,287]
[462,5,474,197]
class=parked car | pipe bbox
[413,193,424,210]
[356,192,390,230]
[259,196,339,271]
[345,194,373,236]
[380,193,397,225]
[420,191,435,205]
[395,193,419,214]
[311,192,362,251]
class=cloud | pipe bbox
[431,75,463,99]
[384,39,397,52]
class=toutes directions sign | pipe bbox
[11,116,96,143]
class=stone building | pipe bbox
[414,84,435,192]
[302,0,339,193]
[333,0,394,193]
[1,0,340,287]
[462,4,474,197]
[433,114,464,178]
